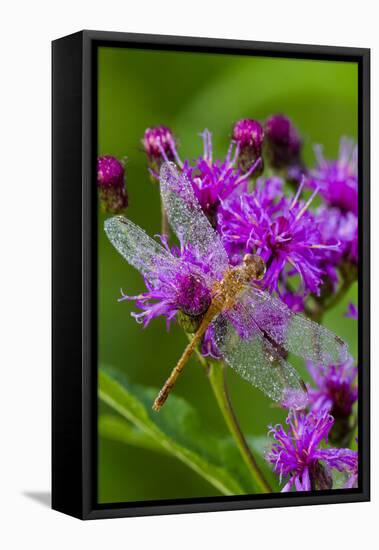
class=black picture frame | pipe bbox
[52,30,370,520]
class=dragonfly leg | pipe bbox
[152,302,222,411]
[152,337,198,411]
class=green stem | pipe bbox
[323,278,353,312]
[189,337,271,493]
[208,363,272,493]
[307,278,354,323]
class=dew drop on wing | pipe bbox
[241,286,351,367]
[159,162,229,282]
[104,215,180,284]
[211,304,308,410]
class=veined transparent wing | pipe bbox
[104,216,179,283]
[159,162,229,280]
[211,303,308,409]
[242,286,350,366]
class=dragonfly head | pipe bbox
[243,254,266,281]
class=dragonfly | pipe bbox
[105,162,350,412]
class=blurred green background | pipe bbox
[97,46,358,504]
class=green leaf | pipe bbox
[99,365,263,495]
[99,412,279,493]
[99,414,167,455]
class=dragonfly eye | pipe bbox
[243,254,266,280]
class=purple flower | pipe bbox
[97,155,128,213]
[307,357,358,446]
[267,410,358,492]
[308,138,358,215]
[182,129,262,223]
[265,114,302,169]
[201,323,222,359]
[119,237,212,329]
[218,178,339,295]
[316,206,358,268]
[309,139,358,270]
[345,303,358,320]
[345,449,358,488]
[147,128,261,223]
[280,292,305,313]
[116,232,243,362]
[232,118,265,174]
[143,126,181,173]
[307,358,358,418]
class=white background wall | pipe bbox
[0,1,377,548]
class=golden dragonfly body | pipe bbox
[153,254,266,410]
[105,161,349,414]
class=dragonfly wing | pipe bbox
[211,304,308,409]
[159,162,229,279]
[241,287,350,366]
[104,216,179,283]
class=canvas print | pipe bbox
[97,47,358,504]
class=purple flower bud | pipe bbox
[265,114,301,169]
[143,126,178,173]
[97,155,128,213]
[147,129,261,225]
[232,118,264,174]
[175,271,212,317]
[233,118,264,150]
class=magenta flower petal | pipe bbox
[316,206,358,267]
[267,410,356,492]
[218,178,338,296]
[147,127,261,223]
[307,357,358,418]
[120,241,212,329]
[308,138,358,215]
[345,303,358,320]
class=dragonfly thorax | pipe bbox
[230,253,266,285]
[215,254,266,308]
